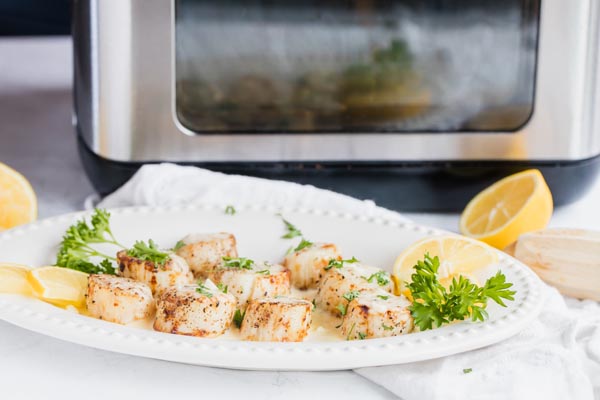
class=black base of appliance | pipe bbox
[78,135,600,212]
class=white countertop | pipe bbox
[1,37,599,400]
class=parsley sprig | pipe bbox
[407,253,516,331]
[126,239,171,266]
[55,209,124,275]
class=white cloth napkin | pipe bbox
[98,163,600,400]
[97,163,408,223]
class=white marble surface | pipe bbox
[1,37,600,400]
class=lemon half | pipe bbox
[0,162,37,230]
[460,169,553,249]
[27,266,89,307]
[0,263,33,295]
[392,235,498,297]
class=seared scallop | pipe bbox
[86,274,154,325]
[316,262,393,316]
[209,261,290,309]
[154,280,236,337]
[340,291,413,340]
[175,233,238,278]
[117,250,192,296]
[282,242,341,289]
[240,297,312,342]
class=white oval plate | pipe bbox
[0,205,544,371]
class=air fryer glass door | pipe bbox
[174,0,539,134]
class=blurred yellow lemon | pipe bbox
[392,235,497,297]
[0,162,37,230]
[27,267,88,307]
[0,263,33,295]
[460,169,553,249]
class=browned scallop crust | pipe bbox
[253,268,291,299]
[209,262,291,308]
[316,263,393,316]
[86,274,155,325]
[240,297,312,342]
[153,286,236,337]
[282,243,341,290]
[176,233,238,278]
[117,250,192,295]
[340,293,413,340]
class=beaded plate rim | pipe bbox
[0,205,545,370]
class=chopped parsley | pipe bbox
[216,283,228,293]
[312,298,317,310]
[463,368,473,374]
[255,269,270,275]
[377,295,390,300]
[196,282,213,298]
[222,257,254,270]
[346,322,356,340]
[363,271,391,287]
[357,332,367,340]
[171,240,185,252]
[382,323,394,331]
[293,238,313,252]
[225,205,236,215]
[324,257,359,271]
[233,309,245,328]
[279,216,303,239]
[342,290,360,302]
[337,290,360,316]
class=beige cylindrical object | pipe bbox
[513,228,600,301]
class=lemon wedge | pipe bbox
[0,162,37,230]
[0,263,33,295]
[392,235,498,297]
[459,169,553,249]
[27,267,89,307]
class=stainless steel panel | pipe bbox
[74,0,600,162]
